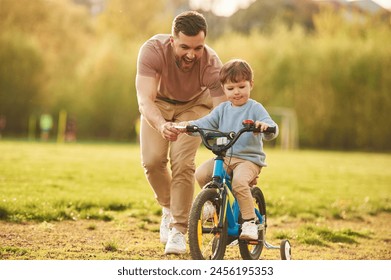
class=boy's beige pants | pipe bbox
[195,157,261,220]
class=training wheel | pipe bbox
[280,240,291,260]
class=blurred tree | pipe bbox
[0,0,390,149]
[96,0,172,41]
[0,32,44,136]
[0,0,92,137]
[214,0,319,36]
[80,0,175,140]
[76,36,137,140]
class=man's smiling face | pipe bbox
[171,31,205,72]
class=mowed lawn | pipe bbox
[0,141,390,223]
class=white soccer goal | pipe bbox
[269,107,299,150]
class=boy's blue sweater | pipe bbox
[191,99,278,167]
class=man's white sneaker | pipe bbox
[160,207,171,244]
[240,220,259,240]
[164,228,186,255]
[202,201,215,221]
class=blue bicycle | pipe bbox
[178,120,291,260]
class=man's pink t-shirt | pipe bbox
[137,34,224,102]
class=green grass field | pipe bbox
[1,141,390,259]
[0,141,390,223]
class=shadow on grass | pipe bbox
[274,225,372,247]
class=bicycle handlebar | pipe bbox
[176,120,276,154]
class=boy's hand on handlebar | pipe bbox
[254,121,270,134]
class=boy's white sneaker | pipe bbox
[160,207,171,244]
[240,220,259,240]
[164,228,186,255]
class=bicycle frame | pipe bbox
[182,120,291,260]
[180,120,274,239]
[209,155,239,236]
[208,154,264,238]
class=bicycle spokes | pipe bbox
[188,189,228,260]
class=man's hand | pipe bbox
[159,122,181,141]
[172,121,189,133]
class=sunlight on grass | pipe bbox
[0,141,151,222]
[0,246,28,257]
[0,141,390,223]
[296,225,371,246]
[274,225,372,247]
[263,149,391,219]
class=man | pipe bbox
[135,10,226,254]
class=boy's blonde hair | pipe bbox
[219,59,253,84]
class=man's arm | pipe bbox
[136,75,165,130]
[136,74,180,141]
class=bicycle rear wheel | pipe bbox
[239,186,266,260]
[188,188,227,260]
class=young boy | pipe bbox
[177,59,278,240]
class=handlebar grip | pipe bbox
[265,126,276,133]
[253,126,276,133]
[172,124,198,132]
[186,125,198,133]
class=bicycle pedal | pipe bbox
[238,239,261,245]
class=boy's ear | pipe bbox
[250,80,254,89]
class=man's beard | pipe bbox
[175,55,196,72]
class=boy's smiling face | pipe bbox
[223,79,253,107]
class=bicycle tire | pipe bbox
[188,188,228,260]
[239,186,266,260]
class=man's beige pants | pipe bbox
[140,92,212,233]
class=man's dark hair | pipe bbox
[172,11,207,37]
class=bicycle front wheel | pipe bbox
[188,188,227,260]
